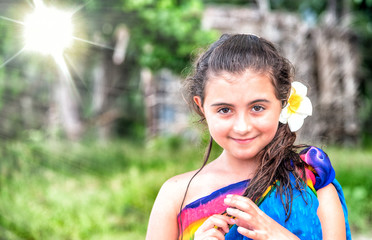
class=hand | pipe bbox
[194,214,235,240]
[223,195,299,240]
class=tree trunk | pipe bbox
[53,55,83,140]
[141,68,157,139]
[92,25,130,141]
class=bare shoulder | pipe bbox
[317,183,346,240]
[161,170,200,202]
[146,170,198,240]
[166,170,199,187]
[151,170,199,216]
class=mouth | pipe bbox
[231,137,256,144]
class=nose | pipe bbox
[233,113,252,134]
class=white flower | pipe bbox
[279,81,313,132]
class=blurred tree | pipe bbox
[116,0,218,139]
[0,0,216,140]
[350,0,372,146]
[119,0,217,73]
[2,0,369,143]
[79,0,217,140]
[270,0,372,145]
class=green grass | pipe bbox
[0,137,206,239]
[0,138,371,239]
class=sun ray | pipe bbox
[0,16,24,25]
[53,53,81,102]
[64,54,87,87]
[72,37,114,50]
[71,0,94,15]
[0,46,27,68]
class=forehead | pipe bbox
[204,69,277,100]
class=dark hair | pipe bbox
[180,34,308,229]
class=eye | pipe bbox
[252,105,265,112]
[218,107,231,114]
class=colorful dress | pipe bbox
[177,147,351,240]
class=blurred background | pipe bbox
[0,0,371,239]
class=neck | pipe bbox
[216,150,259,180]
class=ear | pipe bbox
[193,96,205,115]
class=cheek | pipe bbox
[205,115,230,137]
[256,114,279,135]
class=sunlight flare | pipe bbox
[0,0,111,71]
[23,3,73,56]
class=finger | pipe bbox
[207,228,226,239]
[237,226,259,239]
[225,194,258,207]
[225,207,254,225]
[215,214,237,233]
[224,195,256,214]
[226,206,263,232]
[198,214,234,234]
[195,227,226,240]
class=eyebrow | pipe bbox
[210,99,270,107]
[250,99,270,104]
[210,103,234,107]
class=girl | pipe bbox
[146,34,350,240]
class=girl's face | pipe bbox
[194,69,282,163]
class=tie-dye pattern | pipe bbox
[177,147,351,240]
[300,146,336,190]
[178,180,249,240]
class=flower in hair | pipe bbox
[279,81,313,132]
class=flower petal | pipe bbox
[279,81,313,132]
[279,105,290,124]
[296,97,313,116]
[292,81,308,97]
[279,113,288,124]
[288,113,305,132]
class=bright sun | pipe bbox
[23,4,73,56]
[0,0,111,69]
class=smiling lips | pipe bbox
[231,137,256,144]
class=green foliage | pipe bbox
[0,138,205,239]
[120,0,218,73]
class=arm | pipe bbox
[317,183,346,240]
[146,178,181,240]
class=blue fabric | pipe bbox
[225,174,323,240]
[300,147,336,190]
[224,177,352,240]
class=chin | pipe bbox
[233,151,259,162]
